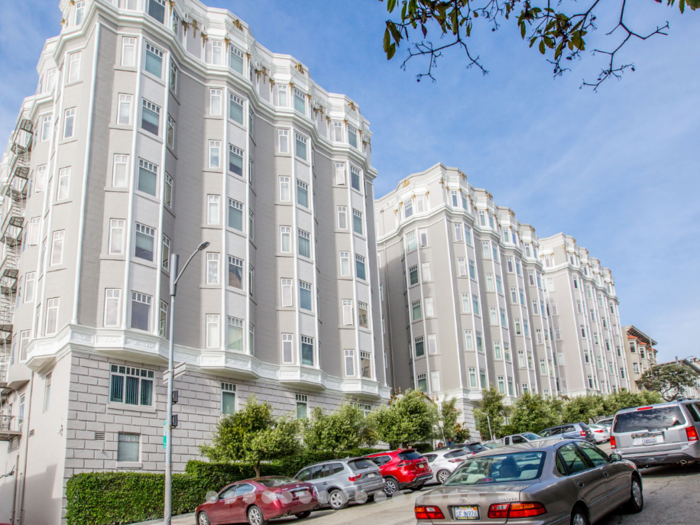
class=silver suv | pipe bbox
[612,400,700,467]
[294,458,385,510]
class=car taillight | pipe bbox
[580,431,587,437]
[686,426,699,443]
[415,506,445,520]
[637,406,653,411]
[489,502,546,519]
[595,430,604,433]
[348,475,361,482]
[611,436,617,449]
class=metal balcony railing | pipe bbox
[0,415,22,440]
[0,303,12,345]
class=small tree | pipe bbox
[506,393,562,435]
[637,364,698,401]
[440,398,461,442]
[200,395,301,477]
[304,402,372,458]
[473,386,509,440]
[561,394,605,424]
[368,389,438,448]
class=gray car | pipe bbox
[612,400,700,467]
[539,423,596,443]
[415,440,643,525]
[294,458,385,510]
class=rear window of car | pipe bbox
[424,454,437,463]
[348,459,375,471]
[398,451,423,461]
[614,407,686,433]
[467,444,487,452]
[444,452,545,486]
[445,450,467,459]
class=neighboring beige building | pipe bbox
[0,1,387,523]
[622,325,658,390]
[376,164,560,430]
[539,234,632,396]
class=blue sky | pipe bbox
[1,1,698,362]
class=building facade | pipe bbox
[376,164,560,430]
[0,1,388,523]
[622,325,657,390]
[539,234,632,396]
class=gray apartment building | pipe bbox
[376,164,632,432]
[0,1,388,523]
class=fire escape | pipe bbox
[0,118,32,387]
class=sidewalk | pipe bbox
[130,513,195,525]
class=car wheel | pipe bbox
[197,512,211,525]
[247,505,268,525]
[295,511,312,519]
[623,476,644,513]
[328,489,349,510]
[437,469,451,484]
[383,477,399,496]
[570,506,589,525]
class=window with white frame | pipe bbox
[63,108,76,139]
[228,144,243,175]
[228,256,243,289]
[353,209,363,235]
[465,330,474,350]
[228,199,243,231]
[147,0,166,23]
[457,258,467,277]
[56,167,71,201]
[226,316,243,351]
[74,1,86,25]
[277,84,288,107]
[419,229,428,247]
[453,222,463,242]
[211,40,224,65]
[295,133,307,161]
[344,349,355,376]
[278,129,289,153]
[35,164,47,192]
[469,260,476,279]
[461,293,470,313]
[336,205,348,230]
[205,314,220,348]
[425,297,434,317]
[169,61,178,93]
[229,93,243,123]
[355,255,366,280]
[109,219,125,255]
[134,223,155,262]
[279,176,291,202]
[340,252,351,276]
[137,159,158,196]
[293,88,305,114]
[298,229,311,258]
[161,234,170,270]
[422,262,431,281]
[299,281,312,311]
[206,253,220,285]
[28,217,40,245]
[230,45,244,73]
[164,173,173,207]
[117,94,133,125]
[351,166,361,191]
[131,292,151,331]
[144,42,163,77]
[358,302,369,328]
[282,333,293,363]
[208,89,223,116]
[472,295,480,316]
[110,365,154,407]
[221,383,236,414]
[159,300,168,338]
[281,278,293,307]
[206,195,220,224]
[297,180,309,208]
[342,299,353,326]
[348,125,358,148]
[51,231,65,265]
[24,272,36,304]
[45,298,59,335]
[141,99,160,135]
[490,307,498,326]
[122,37,137,67]
[40,114,52,141]
[280,226,292,253]
[300,336,314,366]
[486,274,494,292]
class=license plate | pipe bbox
[454,506,479,520]
[418,464,424,469]
[367,473,376,478]
[632,432,664,446]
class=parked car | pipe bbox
[538,422,596,443]
[294,458,385,510]
[589,423,611,444]
[501,432,543,446]
[612,399,700,467]
[481,440,505,450]
[195,476,319,525]
[596,417,614,432]
[365,449,433,495]
[445,441,489,455]
[423,448,469,484]
[415,439,643,525]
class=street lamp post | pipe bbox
[164,241,209,525]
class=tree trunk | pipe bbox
[254,462,261,478]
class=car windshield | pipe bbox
[257,477,298,487]
[614,407,686,433]
[523,433,541,441]
[443,451,546,486]
[348,459,375,471]
[398,451,423,461]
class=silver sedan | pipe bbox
[415,440,643,525]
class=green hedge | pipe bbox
[66,448,384,525]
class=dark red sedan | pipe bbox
[195,476,319,525]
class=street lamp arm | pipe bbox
[171,241,209,292]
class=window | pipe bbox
[453,222,464,242]
[461,293,470,313]
[532,299,539,314]
[141,99,160,135]
[337,206,348,229]
[333,162,347,186]
[296,393,308,419]
[24,272,36,304]
[340,252,351,276]
[342,299,353,326]
[332,121,344,142]
[472,295,480,316]
[351,166,361,191]
[109,219,125,255]
[43,372,52,412]
[450,191,459,207]
[204,195,221,226]
[228,144,243,175]
[486,274,494,291]
[206,253,220,285]
[228,256,243,289]
[110,364,154,410]
[282,334,293,363]
[469,368,477,388]
[278,129,289,153]
[490,307,498,326]
[145,42,163,77]
[294,88,305,114]
[457,258,467,277]
[203,314,220,348]
[122,37,137,67]
[417,374,427,392]
[412,300,422,321]
[228,199,243,231]
[299,281,312,311]
[348,125,358,148]
[223,316,243,351]
[130,292,151,331]
[169,62,178,92]
[230,45,244,74]
[210,40,224,65]
[117,433,140,462]
[494,342,502,360]
[468,260,476,280]
[164,173,173,207]
[159,300,168,338]
[35,164,47,193]
[492,244,500,262]
[419,229,428,247]
[28,217,40,246]
[281,279,293,306]
[248,267,255,298]
[134,223,155,261]
[414,336,425,357]
[301,336,314,366]
[40,115,52,142]
[344,349,355,376]
[43,298,59,335]
[481,241,490,258]
[221,383,236,414]
[298,229,311,258]
[355,255,366,280]
[279,176,291,202]
[297,180,309,208]
[63,108,76,139]
[353,209,363,235]
[117,94,132,125]
[228,92,244,123]
[279,226,292,253]
[358,302,369,328]
[500,308,507,326]
[409,265,418,285]
[277,84,288,107]
[51,231,65,265]
[56,167,71,201]
[295,133,307,160]
[519,288,525,305]
[111,154,129,188]
[147,0,166,22]
[465,330,474,350]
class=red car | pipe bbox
[195,476,319,525]
[364,449,433,495]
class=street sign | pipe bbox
[163,362,187,384]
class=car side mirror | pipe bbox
[609,453,622,463]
